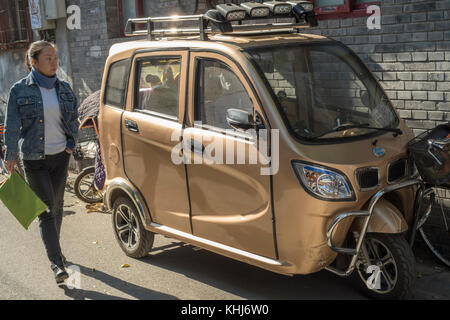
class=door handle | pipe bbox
[188,139,205,154]
[125,119,139,133]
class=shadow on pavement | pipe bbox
[61,263,178,300]
[140,241,365,300]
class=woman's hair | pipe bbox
[24,40,56,72]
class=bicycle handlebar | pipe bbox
[428,137,450,150]
[427,137,450,166]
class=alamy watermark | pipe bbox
[66,264,81,290]
[367,5,381,30]
[170,123,279,176]
[66,5,81,30]
[366,265,382,290]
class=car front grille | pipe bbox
[388,158,407,183]
[355,167,379,191]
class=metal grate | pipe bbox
[387,158,407,184]
[77,127,97,144]
[355,167,379,191]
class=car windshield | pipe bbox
[247,42,398,142]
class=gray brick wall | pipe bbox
[66,0,450,139]
[65,0,210,101]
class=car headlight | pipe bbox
[292,161,355,201]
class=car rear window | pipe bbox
[104,58,131,109]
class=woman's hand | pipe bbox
[4,160,17,173]
[65,148,72,155]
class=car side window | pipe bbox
[196,59,253,131]
[135,56,181,119]
[104,59,130,109]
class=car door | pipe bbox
[184,52,276,259]
[100,57,131,195]
[121,50,191,233]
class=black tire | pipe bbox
[74,166,103,203]
[418,197,450,267]
[112,196,154,258]
[352,233,416,300]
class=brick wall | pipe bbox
[66,0,450,138]
[66,0,209,101]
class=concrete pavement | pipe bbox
[0,171,448,300]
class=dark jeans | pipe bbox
[22,150,70,268]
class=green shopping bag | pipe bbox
[0,170,48,230]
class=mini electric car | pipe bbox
[98,1,432,299]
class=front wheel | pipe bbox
[353,233,416,300]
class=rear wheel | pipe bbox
[112,196,154,258]
[353,233,416,300]
[74,166,103,203]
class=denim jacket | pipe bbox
[4,73,79,161]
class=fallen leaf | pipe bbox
[121,263,130,268]
[86,203,103,213]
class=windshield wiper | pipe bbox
[303,123,402,141]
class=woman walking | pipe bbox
[3,41,78,284]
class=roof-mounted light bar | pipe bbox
[287,1,317,27]
[124,1,317,41]
[263,1,293,15]
[216,3,247,21]
[240,2,271,18]
[286,1,314,12]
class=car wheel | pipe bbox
[112,196,154,258]
[353,233,416,300]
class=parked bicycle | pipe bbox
[73,116,103,204]
[408,123,450,267]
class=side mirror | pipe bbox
[226,108,264,132]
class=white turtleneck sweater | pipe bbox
[38,86,67,155]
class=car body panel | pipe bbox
[120,50,191,233]
[100,32,418,275]
[182,50,276,258]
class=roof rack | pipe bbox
[124,1,317,41]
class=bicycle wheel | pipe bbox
[419,193,450,267]
[74,166,103,203]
